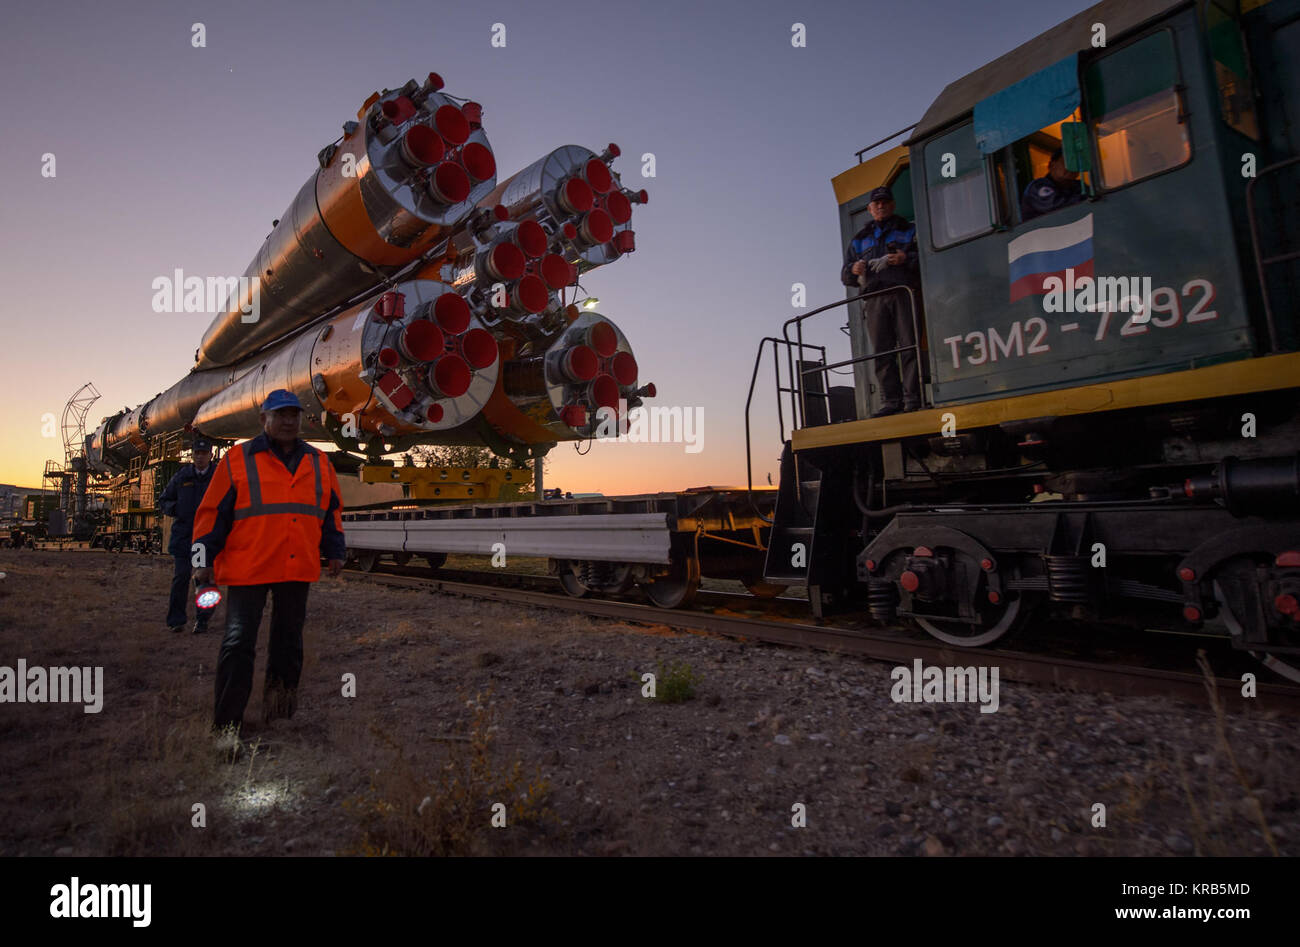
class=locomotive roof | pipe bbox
[909,0,1192,143]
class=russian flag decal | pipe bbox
[1007,213,1094,303]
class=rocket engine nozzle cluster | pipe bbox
[85,75,651,475]
[501,312,643,440]
[192,73,500,372]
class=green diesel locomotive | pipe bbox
[757,0,1300,680]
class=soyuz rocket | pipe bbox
[86,72,652,475]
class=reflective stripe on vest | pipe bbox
[232,444,327,521]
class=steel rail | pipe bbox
[341,567,1300,714]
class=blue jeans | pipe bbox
[213,582,310,730]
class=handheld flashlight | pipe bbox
[195,585,222,610]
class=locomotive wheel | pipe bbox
[1212,578,1300,685]
[424,553,447,572]
[640,557,700,610]
[912,568,1028,648]
[357,550,381,573]
[914,596,1023,648]
[393,552,412,566]
[742,574,788,599]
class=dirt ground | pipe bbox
[0,548,1296,857]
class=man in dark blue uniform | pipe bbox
[1020,148,1084,221]
[841,186,923,416]
[160,436,218,633]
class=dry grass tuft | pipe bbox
[1186,651,1279,856]
[343,691,554,856]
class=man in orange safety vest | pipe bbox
[192,389,347,736]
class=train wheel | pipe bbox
[393,552,412,566]
[912,567,1029,648]
[424,553,447,572]
[1212,577,1300,684]
[913,596,1023,648]
[357,551,381,573]
[640,557,701,610]
[556,561,590,598]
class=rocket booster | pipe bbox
[194,73,498,370]
[474,143,645,276]
[194,278,502,446]
[86,74,651,476]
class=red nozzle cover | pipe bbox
[381,96,417,125]
[604,190,632,224]
[560,405,587,428]
[585,157,613,194]
[430,161,471,204]
[433,293,471,334]
[588,320,617,357]
[611,351,638,386]
[429,356,471,398]
[434,104,470,145]
[460,141,496,182]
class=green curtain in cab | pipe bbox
[973,54,1081,154]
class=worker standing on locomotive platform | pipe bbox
[841,185,923,416]
[191,389,347,738]
[159,436,217,634]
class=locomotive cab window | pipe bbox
[1006,120,1089,226]
[889,164,915,222]
[926,123,992,248]
[1085,30,1191,189]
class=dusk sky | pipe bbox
[0,0,1087,493]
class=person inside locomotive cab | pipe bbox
[1020,148,1083,222]
[840,186,923,417]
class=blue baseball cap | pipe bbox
[261,389,303,413]
[192,436,214,452]
[868,186,894,203]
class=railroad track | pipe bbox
[32,548,1297,712]
[344,563,1300,714]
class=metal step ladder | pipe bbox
[763,442,825,585]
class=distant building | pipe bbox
[0,485,43,521]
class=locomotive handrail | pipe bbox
[855,124,918,163]
[1245,153,1300,353]
[782,285,925,429]
[779,291,869,429]
[743,284,926,523]
[744,335,826,523]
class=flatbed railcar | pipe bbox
[343,487,780,608]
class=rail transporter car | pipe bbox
[748,0,1300,680]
